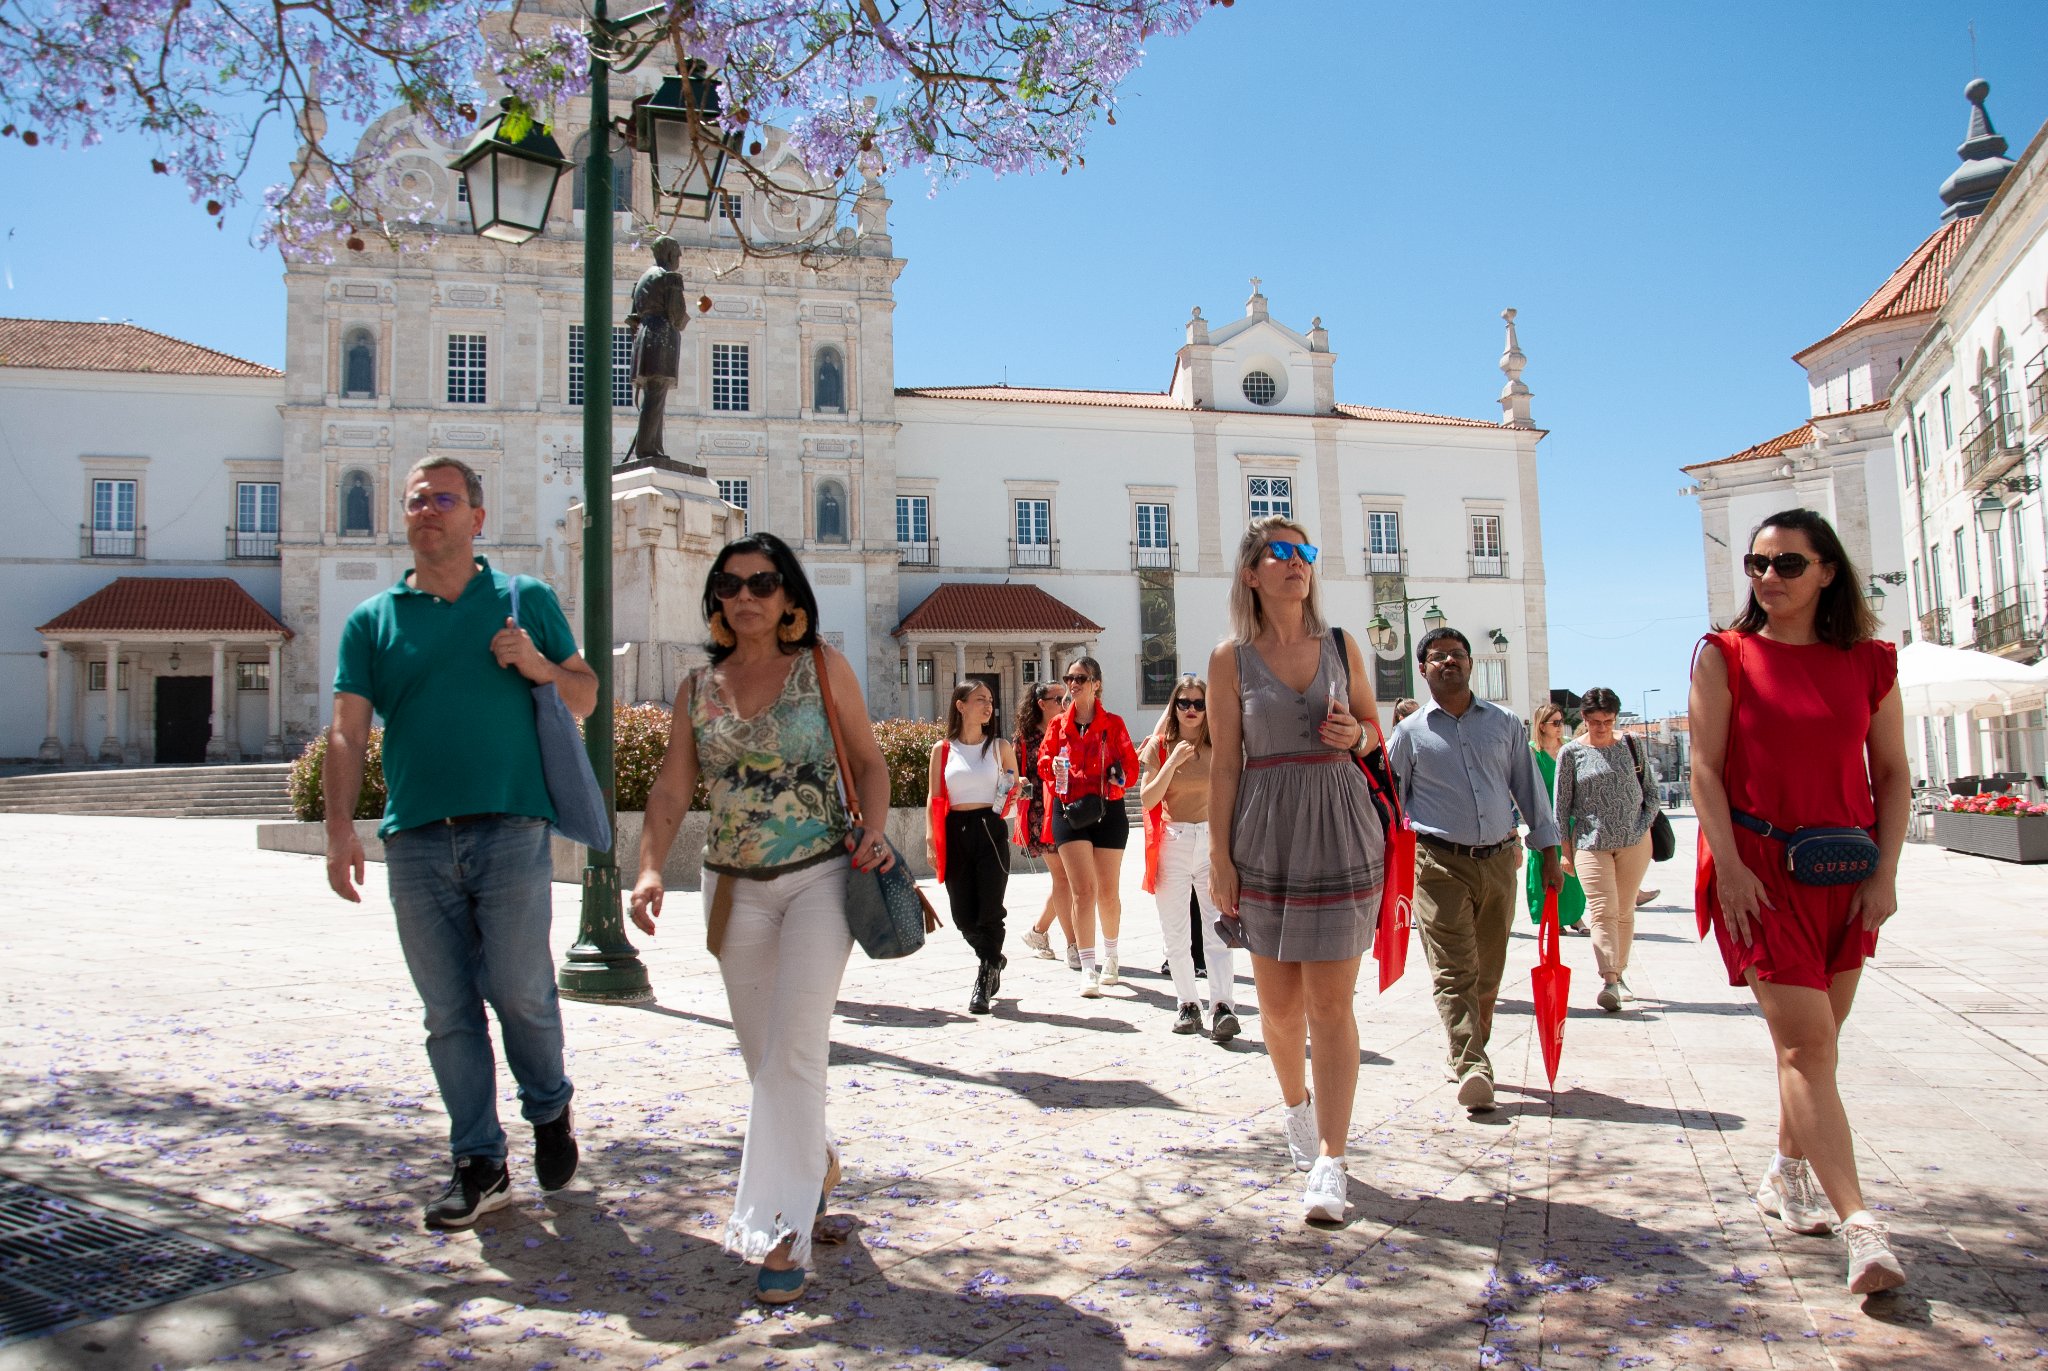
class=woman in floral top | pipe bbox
[630,533,895,1307]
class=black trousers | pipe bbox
[944,809,1010,965]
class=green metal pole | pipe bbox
[1401,599,1416,702]
[559,1,651,1004]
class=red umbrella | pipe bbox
[1376,817,1415,993]
[1531,884,1570,1088]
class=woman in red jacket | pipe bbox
[1037,655,1141,998]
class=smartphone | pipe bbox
[1326,679,1344,717]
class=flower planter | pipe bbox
[1932,811,2048,863]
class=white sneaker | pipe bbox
[1022,928,1053,958]
[1842,1214,1907,1294]
[1283,1097,1317,1172]
[1756,1158,1833,1235]
[1456,1071,1495,1113]
[1080,969,1102,999]
[1065,944,1082,971]
[1100,956,1121,986]
[1303,1155,1349,1223]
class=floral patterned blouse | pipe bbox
[689,650,848,875]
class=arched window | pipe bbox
[572,131,634,214]
[815,478,847,543]
[342,327,376,398]
[813,346,845,412]
[341,470,374,537]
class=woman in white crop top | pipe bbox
[925,682,1019,1014]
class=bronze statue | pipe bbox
[624,235,686,462]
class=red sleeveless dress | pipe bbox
[1694,631,1897,990]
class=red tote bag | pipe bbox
[1531,884,1570,1088]
[1354,716,1415,994]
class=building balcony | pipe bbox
[1132,541,1177,571]
[1010,539,1059,570]
[897,538,939,567]
[1468,550,1510,579]
[1960,401,2025,490]
[1363,549,1407,576]
[2027,347,2048,431]
[1919,606,1953,646]
[82,526,144,559]
[227,529,280,561]
[1971,587,2039,658]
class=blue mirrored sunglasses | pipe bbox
[1267,540,1319,564]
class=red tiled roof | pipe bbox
[897,384,1493,429]
[38,578,293,637]
[1683,401,1890,473]
[893,583,1104,637]
[0,318,281,378]
[1794,220,1975,361]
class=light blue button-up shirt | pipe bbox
[1387,696,1560,850]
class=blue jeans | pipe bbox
[385,815,572,1163]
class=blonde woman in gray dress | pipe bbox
[1208,515,1385,1225]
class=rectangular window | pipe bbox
[1470,513,1505,576]
[1916,413,1931,471]
[1247,475,1291,520]
[568,325,634,408]
[1940,388,1954,447]
[235,481,280,558]
[918,658,934,685]
[1911,557,1924,616]
[1135,502,1171,568]
[711,342,750,412]
[1366,510,1402,573]
[1021,659,1040,685]
[236,661,270,691]
[1013,498,1051,566]
[1928,544,1945,607]
[1473,656,1509,702]
[716,478,750,532]
[718,192,743,221]
[895,495,932,564]
[446,333,487,404]
[86,661,130,692]
[1953,529,1969,599]
[91,477,138,556]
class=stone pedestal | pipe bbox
[567,457,738,706]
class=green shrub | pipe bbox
[872,718,944,809]
[615,701,704,812]
[287,728,386,822]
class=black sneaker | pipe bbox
[424,1157,512,1230]
[968,967,992,1015]
[1172,1002,1203,1035]
[1211,1005,1241,1044]
[534,1104,578,1191]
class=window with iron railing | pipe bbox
[2026,347,2048,426]
[1972,587,2037,655]
[1469,514,1506,577]
[1013,499,1053,566]
[1366,510,1403,574]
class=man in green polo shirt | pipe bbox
[323,455,598,1230]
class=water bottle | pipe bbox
[1054,744,1071,798]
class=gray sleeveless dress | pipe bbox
[1228,632,1385,961]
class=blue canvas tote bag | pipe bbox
[512,576,612,852]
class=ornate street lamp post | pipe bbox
[1364,597,1446,702]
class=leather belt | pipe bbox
[437,813,505,827]
[1417,832,1518,861]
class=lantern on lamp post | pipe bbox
[633,62,742,219]
[450,100,572,244]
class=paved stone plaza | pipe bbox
[1,812,2045,1370]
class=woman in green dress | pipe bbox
[1527,702,1587,928]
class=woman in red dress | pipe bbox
[1689,508,1910,1296]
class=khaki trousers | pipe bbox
[1413,839,1521,1082]
[1576,831,1653,982]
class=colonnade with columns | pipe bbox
[896,636,1104,723]
[37,635,287,766]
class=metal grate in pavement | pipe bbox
[0,1176,287,1346]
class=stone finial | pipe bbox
[1939,78,2015,222]
[1245,276,1267,318]
[290,79,328,184]
[1308,315,1329,352]
[1498,308,1533,429]
[1186,305,1209,345]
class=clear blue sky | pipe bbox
[4,1,2046,717]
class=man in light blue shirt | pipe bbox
[1388,628,1562,1113]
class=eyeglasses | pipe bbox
[1582,711,1618,723]
[711,570,785,600]
[1266,540,1319,564]
[404,491,467,514]
[1063,673,1093,686]
[1742,552,1827,580]
[1043,694,1068,706]
[1425,650,1471,665]
[1174,698,1207,713]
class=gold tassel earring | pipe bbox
[776,608,809,644]
[709,611,737,648]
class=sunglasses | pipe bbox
[711,570,785,600]
[1063,673,1093,686]
[404,491,466,514]
[1174,698,1206,713]
[1742,552,1827,580]
[1266,540,1319,564]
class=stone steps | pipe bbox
[0,764,295,818]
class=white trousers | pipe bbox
[1153,820,1238,1009]
[711,855,853,1266]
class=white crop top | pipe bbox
[943,738,1003,806]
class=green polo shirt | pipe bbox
[334,558,579,837]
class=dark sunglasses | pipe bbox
[404,491,466,514]
[1063,673,1093,685]
[1174,698,1206,713]
[1742,552,1827,580]
[1266,540,1319,564]
[711,570,785,600]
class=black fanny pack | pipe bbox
[1060,793,1105,828]
[1730,809,1878,887]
